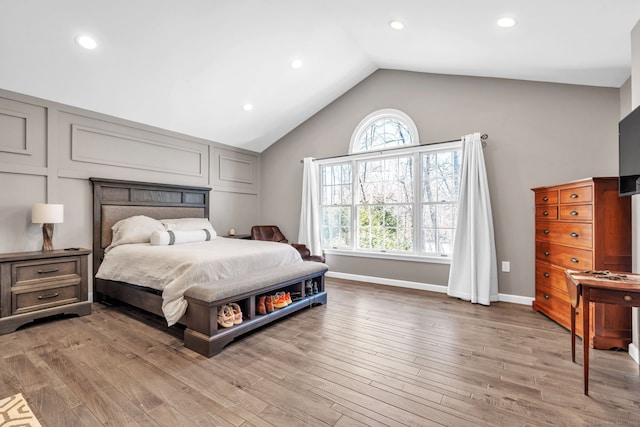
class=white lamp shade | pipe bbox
[32,203,64,224]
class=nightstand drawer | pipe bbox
[13,258,81,286]
[12,282,80,315]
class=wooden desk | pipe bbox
[565,270,640,395]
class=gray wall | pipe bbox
[260,69,621,298]
[0,88,261,299]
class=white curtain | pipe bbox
[299,157,323,256]
[447,132,499,304]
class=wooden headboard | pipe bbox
[90,178,211,276]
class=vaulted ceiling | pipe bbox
[2,1,640,152]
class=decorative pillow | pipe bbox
[160,218,217,237]
[150,229,214,246]
[107,215,165,252]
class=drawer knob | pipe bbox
[570,257,579,263]
[544,251,550,256]
[543,229,550,235]
[38,268,59,274]
[570,210,579,216]
[624,295,632,302]
[570,193,579,199]
[543,272,550,278]
[543,211,549,216]
[544,294,550,299]
[575,309,579,315]
[570,232,579,238]
[38,292,60,300]
[542,196,549,202]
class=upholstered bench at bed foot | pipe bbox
[181,262,328,357]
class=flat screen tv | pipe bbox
[619,106,640,196]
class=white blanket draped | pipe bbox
[447,132,499,304]
[96,238,302,325]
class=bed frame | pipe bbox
[90,178,328,357]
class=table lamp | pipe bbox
[32,203,64,251]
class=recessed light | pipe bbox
[75,35,97,49]
[496,17,516,28]
[389,20,404,31]
[242,104,253,111]
[290,59,302,69]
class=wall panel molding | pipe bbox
[219,155,253,184]
[0,162,46,176]
[71,124,204,177]
[0,108,31,155]
[212,147,259,194]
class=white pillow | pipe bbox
[150,229,214,246]
[107,215,165,252]
[160,218,217,237]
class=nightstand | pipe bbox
[222,234,252,240]
[0,248,91,334]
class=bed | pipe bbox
[90,178,328,357]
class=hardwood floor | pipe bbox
[1,278,639,426]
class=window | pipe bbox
[349,109,418,153]
[320,109,461,260]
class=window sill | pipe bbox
[323,249,451,264]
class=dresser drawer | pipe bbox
[535,222,593,249]
[12,282,80,315]
[13,258,81,286]
[536,261,568,293]
[534,282,585,336]
[536,206,558,220]
[560,186,592,204]
[536,241,593,270]
[535,190,558,205]
[559,204,593,221]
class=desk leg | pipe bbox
[570,303,576,363]
[582,288,590,396]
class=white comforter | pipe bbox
[96,238,302,325]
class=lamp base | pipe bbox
[42,223,54,251]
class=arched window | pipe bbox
[349,109,419,153]
[319,108,461,259]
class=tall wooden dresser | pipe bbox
[532,177,632,349]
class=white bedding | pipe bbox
[96,237,302,325]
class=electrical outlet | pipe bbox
[501,261,510,272]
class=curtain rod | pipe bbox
[300,133,488,164]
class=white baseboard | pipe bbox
[630,343,640,365]
[326,271,448,294]
[325,271,533,305]
[498,293,534,305]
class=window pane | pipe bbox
[358,156,413,205]
[321,206,351,247]
[422,229,436,253]
[356,205,412,252]
[436,204,456,228]
[423,150,460,202]
[357,117,414,152]
[420,147,461,255]
[437,229,455,254]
